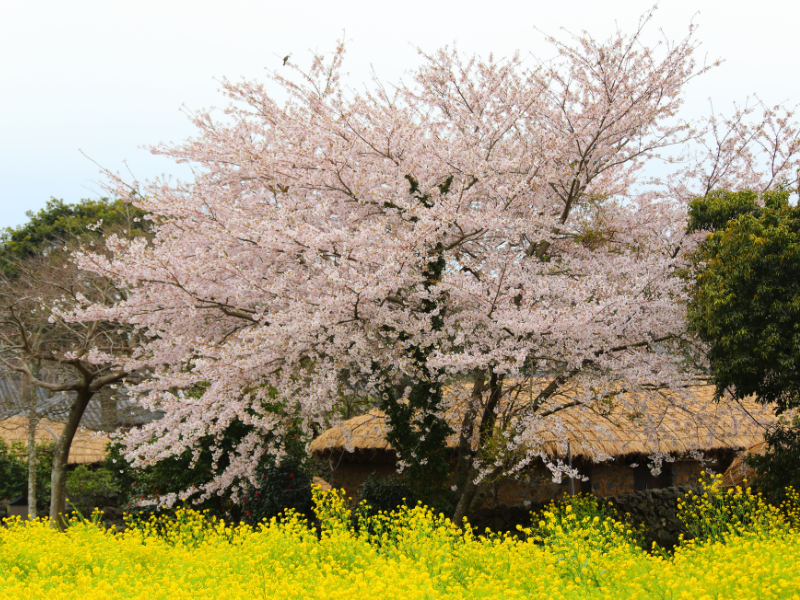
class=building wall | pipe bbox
[492,459,691,505]
[491,464,592,507]
[326,462,397,501]
[672,460,704,488]
[492,460,639,505]
[591,462,636,496]
[322,454,713,507]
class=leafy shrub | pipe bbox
[104,420,254,521]
[355,473,416,516]
[239,455,315,526]
[0,438,26,502]
[104,394,314,523]
[0,438,53,512]
[65,465,119,516]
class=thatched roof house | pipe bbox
[312,387,772,461]
[0,416,110,464]
[311,384,776,503]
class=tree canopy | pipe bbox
[687,188,800,414]
[0,197,147,276]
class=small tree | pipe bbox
[0,198,148,526]
[688,188,800,413]
[0,364,76,518]
[745,416,800,503]
[688,188,800,500]
[0,438,53,513]
[64,464,119,517]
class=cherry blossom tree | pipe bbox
[73,11,800,519]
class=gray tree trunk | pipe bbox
[26,413,38,519]
[20,369,39,519]
[451,371,504,524]
[50,388,93,528]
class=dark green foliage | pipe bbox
[0,439,53,512]
[379,373,452,514]
[354,473,416,515]
[65,464,119,516]
[0,197,148,276]
[106,417,316,524]
[376,175,455,514]
[238,422,317,525]
[746,416,800,504]
[105,380,316,524]
[0,438,26,502]
[687,188,800,413]
[239,455,315,526]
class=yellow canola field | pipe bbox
[1,488,800,600]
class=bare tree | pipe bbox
[0,198,146,526]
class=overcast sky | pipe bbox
[1,0,797,229]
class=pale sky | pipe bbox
[1,0,797,229]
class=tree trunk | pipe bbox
[452,476,480,524]
[452,371,504,524]
[20,370,38,519]
[26,414,39,519]
[50,388,93,528]
[452,371,485,488]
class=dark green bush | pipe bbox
[355,473,416,516]
[65,464,119,516]
[239,455,315,526]
[105,416,316,525]
[104,420,253,522]
[0,438,53,513]
[0,438,26,502]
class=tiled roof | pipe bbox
[0,376,163,431]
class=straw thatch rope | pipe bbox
[721,441,766,488]
[0,416,110,464]
[312,476,332,491]
[310,385,776,461]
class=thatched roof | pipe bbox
[0,416,110,464]
[310,385,776,462]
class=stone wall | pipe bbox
[608,486,695,549]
